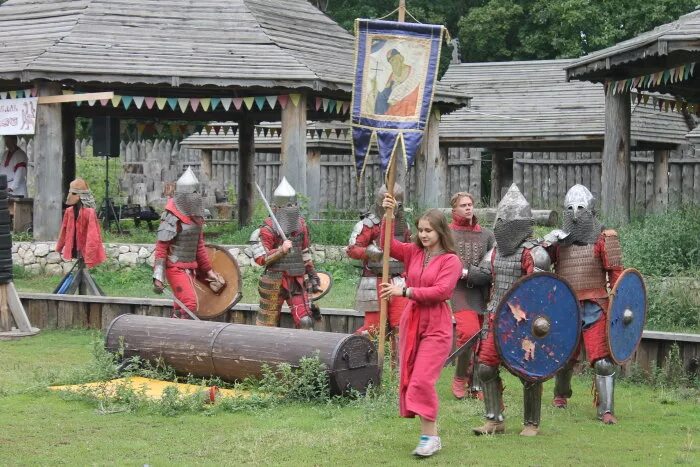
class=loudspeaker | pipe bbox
[92,117,120,157]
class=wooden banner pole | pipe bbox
[378,151,398,365]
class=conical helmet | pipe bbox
[174,166,204,217]
[65,178,96,209]
[495,184,532,223]
[564,184,595,213]
[374,183,404,211]
[273,177,297,207]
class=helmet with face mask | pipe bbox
[272,177,301,236]
[374,183,407,238]
[65,178,96,209]
[562,184,602,245]
[174,167,204,217]
[493,184,533,256]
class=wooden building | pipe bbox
[0,0,467,239]
[565,10,700,222]
[439,59,698,213]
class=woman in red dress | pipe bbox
[379,198,462,458]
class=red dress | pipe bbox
[55,206,107,268]
[387,236,462,421]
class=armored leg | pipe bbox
[299,315,314,330]
[470,354,483,394]
[594,358,616,423]
[451,351,470,399]
[472,363,505,435]
[522,380,543,433]
[553,359,575,407]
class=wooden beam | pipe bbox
[38,92,114,105]
[33,81,64,241]
[280,94,307,195]
[307,148,321,217]
[419,111,447,208]
[653,149,670,214]
[602,90,631,223]
[237,118,255,227]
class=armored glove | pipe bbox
[310,303,322,321]
[543,229,569,245]
[153,280,164,295]
[306,270,323,294]
[365,244,383,261]
[206,271,226,294]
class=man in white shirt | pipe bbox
[1,135,28,197]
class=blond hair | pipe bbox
[450,192,476,208]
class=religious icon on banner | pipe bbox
[352,19,445,178]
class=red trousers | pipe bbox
[277,292,311,328]
[454,309,483,347]
[166,267,198,319]
[476,315,501,367]
[360,295,409,332]
[573,311,610,365]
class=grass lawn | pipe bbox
[0,330,698,465]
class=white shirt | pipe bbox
[0,147,28,197]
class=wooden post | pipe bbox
[398,0,406,21]
[238,118,255,227]
[418,111,447,208]
[33,81,64,241]
[280,94,307,196]
[201,149,213,180]
[378,155,398,365]
[61,108,76,196]
[490,150,513,204]
[0,285,10,332]
[653,148,669,214]
[307,148,321,217]
[602,90,631,223]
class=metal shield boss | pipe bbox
[494,272,581,382]
[308,270,333,302]
[607,268,647,364]
[193,245,243,319]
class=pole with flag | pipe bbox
[351,1,447,368]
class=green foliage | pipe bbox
[259,355,331,403]
[454,0,699,61]
[618,205,700,277]
[645,277,700,333]
[624,344,697,389]
[75,154,124,205]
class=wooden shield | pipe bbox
[193,245,243,319]
[607,268,647,364]
[309,271,333,302]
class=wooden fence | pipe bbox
[17,292,700,378]
[513,149,700,213]
[73,138,700,214]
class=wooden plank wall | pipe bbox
[513,149,700,213]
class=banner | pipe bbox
[0,98,38,135]
[351,19,445,178]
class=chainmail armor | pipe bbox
[168,222,202,263]
[494,219,533,257]
[563,210,603,245]
[275,206,301,237]
[174,192,204,218]
[268,229,305,276]
[487,245,526,313]
[556,243,607,298]
[451,229,495,313]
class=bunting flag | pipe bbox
[606,62,696,95]
[351,19,445,178]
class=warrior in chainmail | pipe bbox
[546,184,624,424]
[448,192,495,400]
[252,177,322,330]
[55,178,107,268]
[467,184,551,437]
[152,167,224,318]
[346,184,411,361]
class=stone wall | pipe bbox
[12,242,350,275]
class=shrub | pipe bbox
[645,278,700,332]
[259,354,330,403]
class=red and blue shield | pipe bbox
[607,269,647,364]
[494,272,581,382]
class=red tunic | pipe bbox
[154,198,212,272]
[55,206,107,268]
[387,236,462,421]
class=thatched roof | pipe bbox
[0,0,467,106]
[439,59,689,146]
[566,9,700,82]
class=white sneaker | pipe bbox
[412,435,441,457]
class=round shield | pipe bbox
[309,271,333,302]
[494,272,581,383]
[607,268,647,364]
[193,245,243,319]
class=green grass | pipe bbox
[13,261,361,309]
[0,330,698,465]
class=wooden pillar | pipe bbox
[602,90,631,223]
[33,81,63,241]
[61,108,75,196]
[490,149,513,204]
[237,118,255,227]
[307,148,321,217]
[280,94,307,195]
[653,148,669,214]
[201,149,213,179]
[416,111,447,208]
